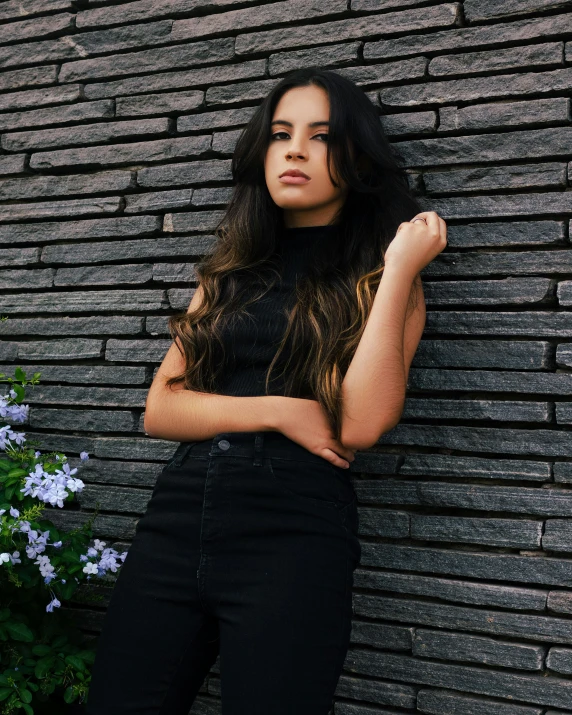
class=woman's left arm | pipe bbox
[340,211,447,451]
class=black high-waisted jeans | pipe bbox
[85,430,361,715]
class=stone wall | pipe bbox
[2,0,572,713]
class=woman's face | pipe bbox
[264,84,349,228]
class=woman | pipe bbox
[85,67,446,715]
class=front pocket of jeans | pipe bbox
[163,441,199,471]
[268,457,354,507]
[163,456,178,471]
[163,454,180,471]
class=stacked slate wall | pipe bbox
[1,0,572,712]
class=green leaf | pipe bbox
[63,686,77,704]
[78,650,95,664]
[6,469,27,479]
[60,550,81,564]
[64,655,85,671]
[0,675,9,686]
[11,384,25,402]
[0,608,11,622]
[5,621,34,642]
[31,645,52,657]
[22,705,34,715]
[0,687,12,701]
[20,689,32,704]
[57,581,76,600]
[34,656,55,679]
[50,634,68,649]
[14,367,26,381]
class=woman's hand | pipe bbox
[270,397,356,468]
[384,211,447,279]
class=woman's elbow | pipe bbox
[143,409,157,437]
[143,391,163,437]
[341,413,403,451]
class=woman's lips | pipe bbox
[279,175,310,184]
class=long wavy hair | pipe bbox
[165,67,424,441]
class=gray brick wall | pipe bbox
[1,1,572,712]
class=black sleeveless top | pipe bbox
[213,224,339,398]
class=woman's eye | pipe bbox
[270,132,329,141]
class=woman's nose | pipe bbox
[286,144,306,159]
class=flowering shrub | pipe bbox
[0,365,128,713]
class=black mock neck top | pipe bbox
[214,224,339,398]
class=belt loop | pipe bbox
[253,433,264,467]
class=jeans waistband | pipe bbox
[173,431,335,469]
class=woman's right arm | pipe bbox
[143,284,282,442]
[144,285,355,467]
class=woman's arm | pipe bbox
[339,211,446,451]
[144,380,282,442]
[340,268,425,450]
[143,284,282,442]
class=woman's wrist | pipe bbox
[263,395,285,432]
[382,255,419,284]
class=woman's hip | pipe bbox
[137,430,360,565]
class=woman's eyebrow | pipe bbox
[270,120,330,128]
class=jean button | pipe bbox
[218,439,230,451]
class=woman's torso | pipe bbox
[213,224,338,398]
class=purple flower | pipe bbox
[34,554,55,578]
[46,596,61,613]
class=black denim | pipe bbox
[85,430,361,715]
